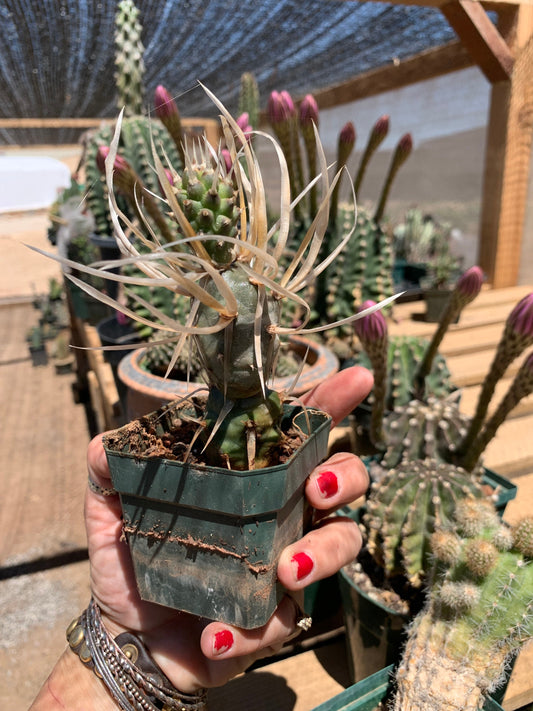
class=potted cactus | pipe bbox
[338,281,533,682]
[38,85,396,630]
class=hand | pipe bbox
[85,365,373,692]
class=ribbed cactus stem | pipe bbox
[460,352,533,471]
[374,132,412,223]
[154,85,186,168]
[97,147,174,244]
[414,266,484,398]
[330,122,355,227]
[114,0,145,116]
[268,91,302,219]
[299,94,319,216]
[281,90,305,205]
[238,72,259,131]
[353,300,387,448]
[353,114,389,196]
[457,292,533,459]
[394,503,533,711]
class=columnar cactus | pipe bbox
[364,459,484,589]
[238,72,260,133]
[393,501,533,711]
[114,0,145,117]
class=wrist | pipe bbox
[30,646,117,711]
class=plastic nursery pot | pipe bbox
[310,665,504,711]
[118,335,339,420]
[103,404,332,629]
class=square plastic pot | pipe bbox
[311,665,504,711]
[104,404,331,629]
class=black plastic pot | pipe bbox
[104,403,331,629]
[311,664,504,711]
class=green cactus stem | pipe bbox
[373,132,413,224]
[393,502,533,711]
[298,94,319,217]
[456,292,533,459]
[460,351,533,471]
[364,459,484,588]
[329,121,356,228]
[353,115,389,197]
[413,265,484,398]
[114,0,145,116]
[238,72,260,132]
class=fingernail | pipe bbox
[292,551,314,581]
[317,470,338,498]
[213,629,234,654]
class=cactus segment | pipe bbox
[364,459,484,587]
[114,0,145,116]
[393,503,533,711]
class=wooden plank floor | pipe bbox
[2,285,533,709]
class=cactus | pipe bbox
[58,86,396,471]
[114,0,145,117]
[393,501,533,711]
[238,72,260,132]
[363,459,484,589]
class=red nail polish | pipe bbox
[317,470,338,498]
[214,629,234,653]
[292,551,313,580]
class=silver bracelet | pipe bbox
[66,598,208,711]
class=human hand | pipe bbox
[85,365,373,693]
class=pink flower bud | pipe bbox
[236,112,252,141]
[96,146,109,174]
[96,146,131,177]
[397,133,413,160]
[339,121,356,148]
[280,90,296,117]
[354,300,388,342]
[456,266,484,299]
[372,115,390,140]
[299,94,319,126]
[508,293,533,339]
[267,91,287,124]
[154,85,179,119]
[221,149,233,174]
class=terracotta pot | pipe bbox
[118,336,339,420]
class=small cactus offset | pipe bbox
[364,459,484,589]
[393,501,533,711]
[114,0,145,116]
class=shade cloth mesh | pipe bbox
[0,0,462,145]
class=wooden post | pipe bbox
[478,9,533,286]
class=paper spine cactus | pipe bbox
[393,501,533,711]
[364,459,484,588]
[114,0,145,117]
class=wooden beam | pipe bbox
[301,41,473,110]
[440,0,515,81]
[479,30,533,286]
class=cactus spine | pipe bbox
[393,502,533,711]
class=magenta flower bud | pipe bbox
[96,146,131,177]
[372,115,390,140]
[456,266,484,299]
[154,85,179,119]
[354,300,388,343]
[299,94,319,126]
[236,112,252,142]
[96,146,109,174]
[339,121,356,148]
[397,133,413,160]
[221,148,233,174]
[280,90,296,117]
[267,91,288,124]
[508,293,533,339]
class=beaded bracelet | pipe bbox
[67,599,207,711]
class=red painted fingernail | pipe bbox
[292,551,314,580]
[317,470,338,498]
[213,629,234,654]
